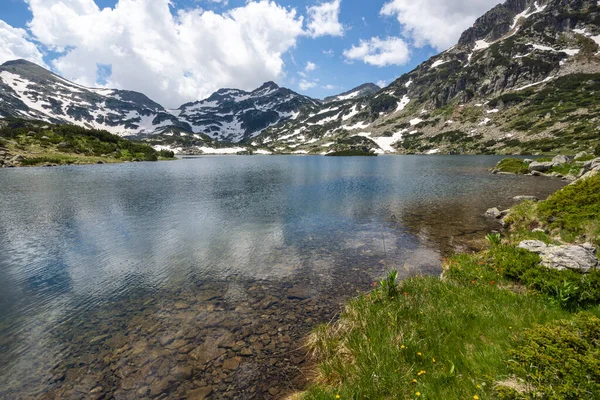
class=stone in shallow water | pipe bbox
[172,364,193,380]
[287,285,311,300]
[174,302,190,310]
[187,386,213,400]
[222,357,241,370]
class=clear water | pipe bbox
[0,156,565,398]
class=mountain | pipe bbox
[0,60,318,145]
[173,81,318,142]
[323,83,381,103]
[0,59,190,136]
[253,0,600,155]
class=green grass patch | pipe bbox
[495,158,529,174]
[304,275,569,400]
[537,174,600,245]
[325,149,377,157]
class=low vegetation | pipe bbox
[325,149,377,157]
[0,118,175,166]
[494,158,529,174]
[302,175,600,399]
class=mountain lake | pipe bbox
[0,155,566,399]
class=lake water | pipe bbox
[0,156,565,399]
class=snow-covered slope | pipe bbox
[0,60,189,136]
[0,61,318,143]
[175,82,318,142]
[323,83,381,103]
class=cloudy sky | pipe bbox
[0,0,501,108]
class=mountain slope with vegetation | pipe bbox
[252,0,600,156]
[0,119,174,167]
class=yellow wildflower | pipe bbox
[412,379,417,383]
[417,352,422,356]
[415,392,421,397]
[336,395,340,399]
[401,345,406,349]
[474,396,479,400]
[432,358,436,363]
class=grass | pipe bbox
[301,174,600,400]
[495,158,529,174]
[304,276,570,400]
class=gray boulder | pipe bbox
[574,151,589,161]
[484,207,502,219]
[528,161,553,172]
[551,155,570,166]
[517,240,599,273]
[513,195,539,203]
[523,159,534,164]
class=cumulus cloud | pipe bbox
[24,0,305,108]
[380,0,499,50]
[376,80,387,88]
[343,37,410,67]
[305,61,317,72]
[299,79,317,91]
[306,0,344,38]
[0,20,46,67]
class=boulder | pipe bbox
[523,159,534,164]
[10,154,25,163]
[484,207,502,219]
[517,240,599,273]
[574,151,589,161]
[530,170,542,176]
[513,195,539,203]
[551,155,570,166]
[528,161,553,172]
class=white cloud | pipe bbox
[24,0,305,108]
[376,80,387,88]
[299,79,317,90]
[0,20,46,67]
[343,37,410,67]
[305,61,317,72]
[306,0,344,38]
[323,49,334,57]
[322,84,337,90]
[380,0,499,50]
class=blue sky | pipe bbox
[0,0,499,107]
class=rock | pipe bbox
[58,141,70,148]
[268,387,280,396]
[513,195,539,203]
[523,158,534,164]
[89,334,111,345]
[528,161,553,172]
[186,386,213,400]
[171,365,192,380]
[97,160,104,164]
[517,240,599,273]
[287,285,311,300]
[149,376,175,397]
[221,357,241,370]
[174,301,189,310]
[574,151,589,161]
[9,154,25,163]
[41,135,49,140]
[484,207,502,219]
[530,170,542,176]
[551,155,569,166]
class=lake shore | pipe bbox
[297,171,600,399]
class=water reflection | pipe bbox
[0,156,565,398]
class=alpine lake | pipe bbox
[0,155,565,399]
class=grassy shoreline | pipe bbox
[298,174,600,399]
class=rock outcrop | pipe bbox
[518,240,599,272]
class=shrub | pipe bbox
[508,313,600,399]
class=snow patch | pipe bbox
[409,118,423,126]
[396,95,410,112]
